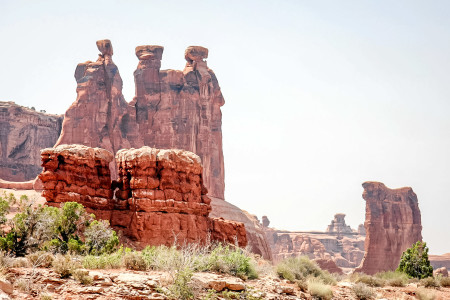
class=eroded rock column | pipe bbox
[355,181,423,274]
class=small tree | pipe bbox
[397,241,433,279]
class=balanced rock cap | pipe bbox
[96,39,113,56]
[185,46,208,62]
[135,45,164,60]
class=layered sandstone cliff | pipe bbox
[39,145,246,248]
[55,40,224,200]
[0,101,63,181]
[355,181,422,274]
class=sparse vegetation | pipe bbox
[123,250,146,270]
[352,282,375,300]
[52,254,77,278]
[349,273,385,287]
[307,278,333,300]
[375,271,409,287]
[419,276,440,288]
[397,241,433,279]
[439,276,450,287]
[416,287,436,300]
[72,268,93,285]
[276,256,336,285]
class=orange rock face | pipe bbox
[39,145,246,248]
[355,181,422,275]
[0,101,63,181]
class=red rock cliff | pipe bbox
[0,101,63,181]
[355,181,422,274]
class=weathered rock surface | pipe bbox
[355,181,423,275]
[210,197,273,260]
[39,145,246,248]
[56,41,225,200]
[0,101,63,181]
[55,40,131,176]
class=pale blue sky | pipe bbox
[1,1,449,254]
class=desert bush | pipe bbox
[375,271,408,287]
[307,278,333,300]
[168,266,194,300]
[72,269,93,285]
[397,241,433,279]
[52,254,76,278]
[352,282,375,300]
[207,244,258,279]
[416,287,436,300]
[439,276,450,287]
[350,273,385,287]
[26,251,54,268]
[84,220,119,255]
[124,251,146,271]
[142,245,181,271]
[0,196,9,227]
[419,276,440,288]
[276,256,335,285]
[82,250,124,269]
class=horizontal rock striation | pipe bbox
[0,101,63,181]
[355,181,422,274]
[39,145,246,248]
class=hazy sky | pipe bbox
[1,1,449,254]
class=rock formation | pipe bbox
[263,213,365,269]
[39,145,246,248]
[326,213,353,234]
[209,198,273,260]
[55,40,132,175]
[355,181,422,275]
[0,101,63,181]
[262,216,270,227]
[55,41,224,200]
[429,253,450,272]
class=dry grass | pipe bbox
[416,287,436,300]
[307,278,333,300]
[352,282,375,300]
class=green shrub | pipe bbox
[0,196,9,226]
[276,256,335,285]
[84,220,119,255]
[72,269,93,285]
[307,278,333,300]
[397,241,433,279]
[26,251,54,268]
[168,266,194,300]
[416,287,436,300]
[206,244,258,279]
[52,254,76,278]
[124,251,146,271]
[419,277,440,288]
[352,283,375,300]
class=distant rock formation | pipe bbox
[0,101,63,181]
[39,144,246,248]
[430,253,450,272]
[326,213,353,234]
[355,181,422,274]
[263,214,365,270]
[262,216,270,227]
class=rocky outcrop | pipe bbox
[39,144,114,210]
[210,198,273,260]
[39,145,246,248]
[0,101,63,181]
[56,41,224,200]
[355,181,422,275]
